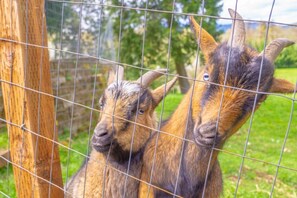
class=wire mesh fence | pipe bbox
[0,0,297,197]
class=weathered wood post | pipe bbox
[0,0,64,197]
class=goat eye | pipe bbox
[203,73,210,81]
[138,109,144,115]
[99,103,104,109]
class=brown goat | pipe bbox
[65,66,177,197]
[139,9,296,198]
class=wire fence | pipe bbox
[0,0,297,197]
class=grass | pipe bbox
[220,95,297,197]
[275,68,297,83]
[155,93,184,119]
[0,68,296,197]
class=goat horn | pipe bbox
[259,38,295,63]
[136,69,168,88]
[107,65,124,85]
[189,16,217,57]
[228,9,245,50]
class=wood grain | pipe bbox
[0,0,64,197]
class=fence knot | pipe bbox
[20,124,25,131]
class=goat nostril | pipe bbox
[194,123,217,139]
[97,131,108,137]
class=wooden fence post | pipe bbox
[0,0,64,197]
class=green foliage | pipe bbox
[0,166,16,198]
[46,1,79,53]
[0,127,8,148]
[110,0,223,88]
[46,1,223,90]
[248,35,297,68]
[46,1,105,58]
[274,45,297,68]
[0,127,14,197]
[247,25,297,68]
[46,2,76,37]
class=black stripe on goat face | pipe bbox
[121,89,152,131]
[201,43,274,114]
[195,43,275,147]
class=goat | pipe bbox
[65,66,177,197]
[139,9,296,198]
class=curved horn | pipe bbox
[108,65,124,85]
[228,9,246,50]
[259,38,295,63]
[189,16,217,57]
[136,69,168,88]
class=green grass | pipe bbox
[0,127,16,197]
[0,127,8,147]
[0,68,296,197]
[155,93,184,119]
[220,95,297,197]
[275,68,297,83]
[220,68,297,197]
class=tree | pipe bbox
[111,0,223,93]
[45,1,105,59]
[246,23,297,68]
[46,1,78,58]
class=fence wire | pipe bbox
[0,0,296,198]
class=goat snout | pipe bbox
[92,127,113,152]
[194,123,220,147]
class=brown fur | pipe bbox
[65,74,177,197]
[139,79,223,198]
[139,15,295,198]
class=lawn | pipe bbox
[0,68,296,197]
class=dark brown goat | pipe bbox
[65,66,177,197]
[139,9,296,198]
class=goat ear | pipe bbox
[189,16,217,59]
[151,76,178,108]
[270,78,296,93]
[108,65,124,85]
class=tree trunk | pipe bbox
[175,61,190,94]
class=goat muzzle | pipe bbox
[193,122,222,148]
[92,128,113,152]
